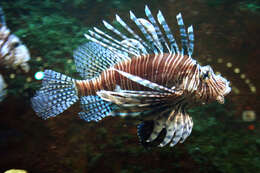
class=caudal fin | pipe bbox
[31,70,79,119]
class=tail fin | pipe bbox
[31,70,79,119]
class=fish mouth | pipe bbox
[216,81,231,104]
[223,81,232,96]
[216,75,231,96]
[216,95,225,104]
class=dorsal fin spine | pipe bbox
[115,14,150,49]
[84,33,129,61]
[157,10,179,53]
[144,5,167,53]
[103,19,144,54]
[176,13,188,55]
[130,10,159,54]
[103,20,128,40]
[88,30,139,56]
[93,27,141,55]
[187,25,194,56]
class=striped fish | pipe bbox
[0,7,30,72]
[31,6,231,147]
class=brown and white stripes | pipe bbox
[0,22,30,72]
[75,53,198,96]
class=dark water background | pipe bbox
[0,0,259,172]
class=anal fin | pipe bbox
[78,95,117,122]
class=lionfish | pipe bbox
[31,6,231,147]
[0,7,30,72]
[0,6,30,102]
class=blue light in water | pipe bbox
[34,71,44,80]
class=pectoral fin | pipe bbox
[147,107,193,147]
[97,87,182,119]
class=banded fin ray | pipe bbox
[88,28,139,56]
[144,5,170,53]
[129,11,159,54]
[102,20,147,54]
[79,95,117,122]
[85,32,131,59]
[74,42,123,79]
[103,20,128,40]
[97,89,172,118]
[84,33,129,62]
[187,25,194,56]
[115,14,150,52]
[97,89,173,107]
[157,10,179,53]
[31,70,79,119]
[84,5,195,59]
[93,27,140,55]
[137,109,170,146]
[176,13,189,55]
[88,19,146,57]
[147,106,194,147]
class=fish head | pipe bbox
[199,65,231,104]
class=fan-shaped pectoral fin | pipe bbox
[146,107,193,147]
[97,87,177,119]
[168,108,193,147]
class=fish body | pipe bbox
[0,7,30,72]
[31,6,231,147]
[75,53,191,95]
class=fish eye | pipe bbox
[202,71,210,80]
[200,65,213,80]
[12,42,20,48]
